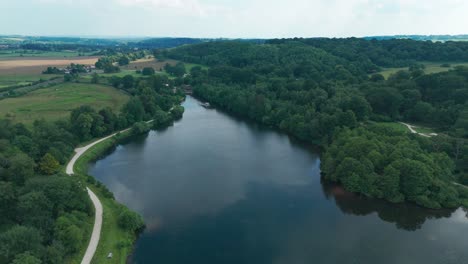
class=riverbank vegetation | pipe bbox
[163,38,468,209]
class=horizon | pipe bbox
[3,34,468,40]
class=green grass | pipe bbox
[378,61,468,79]
[371,121,437,135]
[410,123,437,134]
[0,82,129,124]
[0,50,95,58]
[371,121,409,133]
[185,62,209,72]
[0,74,61,90]
[82,70,142,79]
[73,131,140,264]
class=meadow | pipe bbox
[0,73,61,90]
[0,49,96,58]
[378,61,468,78]
[0,82,129,124]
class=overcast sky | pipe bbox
[1,0,467,38]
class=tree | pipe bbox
[122,75,134,89]
[39,153,60,175]
[118,208,144,233]
[12,251,42,264]
[6,153,35,185]
[0,181,16,223]
[142,67,155,76]
[118,56,130,66]
[153,109,173,129]
[170,105,185,120]
[0,225,43,262]
[91,73,99,84]
[131,122,151,135]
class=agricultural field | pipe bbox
[378,61,468,79]
[0,82,129,124]
[0,49,96,58]
[0,56,98,88]
[0,56,99,74]
[121,57,177,72]
[0,73,61,90]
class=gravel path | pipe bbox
[399,122,437,138]
[66,120,153,263]
[66,131,126,264]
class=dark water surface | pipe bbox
[89,96,468,264]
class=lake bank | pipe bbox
[87,96,468,264]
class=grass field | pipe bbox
[0,82,129,124]
[82,70,142,79]
[371,121,409,133]
[378,61,468,79]
[0,50,95,58]
[121,57,175,72]
[0,73,61,90]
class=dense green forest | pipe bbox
[0,73,184,263]
[162,38,468,209]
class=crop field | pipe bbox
[0,82,129,124]
[0,56,99,75]
[121,57,177,72]
[379,61,468,79]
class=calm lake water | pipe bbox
[89,96,468,264]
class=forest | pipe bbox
[162,38,468,209]
[0,72,184,263]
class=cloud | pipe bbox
[115,0,219,16]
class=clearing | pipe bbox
[0,82,129,124]
[378,61,468,79]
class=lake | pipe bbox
[89,96,468,264]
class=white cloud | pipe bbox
[7,0,468,37]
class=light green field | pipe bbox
[82,70,142,79]
[0,82,129,124]
[0,50,95,58]
[0,74,61,90]
[371,122,409,133]
[378,61,468,79]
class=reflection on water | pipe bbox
[89,96,468,264]
[321,180,455,231]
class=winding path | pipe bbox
[66,120,154,264]
[66,130,130,264]
[399,122,438,138]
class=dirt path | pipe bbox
[399,122,438,138]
